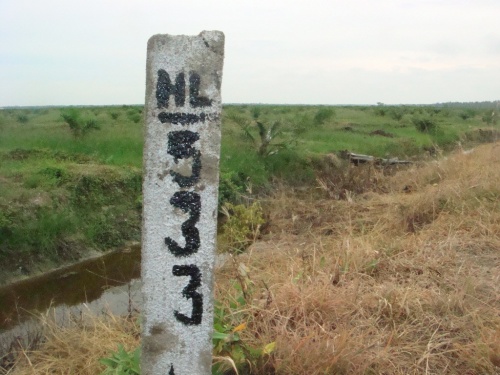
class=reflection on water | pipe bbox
[0,245,142,353]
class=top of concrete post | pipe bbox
[145,31,225,114]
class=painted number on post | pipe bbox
[156,69,211,326]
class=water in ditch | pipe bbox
[0,244,142,358]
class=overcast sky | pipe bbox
[1,0,499,106]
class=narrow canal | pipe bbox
[0,244,142,355]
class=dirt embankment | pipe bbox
[0,149,142,286]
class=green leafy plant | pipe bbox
[100,345,140,375]
[61,108,100,138]
[227,113,290,157]
[213,302,248,375]
[219,202,265,254]
[458,109,476,120]
[313,107,335,125]
[373,104,386,116]
[218,171,247,206]
[17,113,29,123]
[213,264,276,375]
[128,113,141,123]
[412,113,437,133]
[127,108,142,123]
[482,111,497,125]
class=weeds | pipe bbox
[100,345,140,375]
[219,202,265,254]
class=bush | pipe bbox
[458,109,476,120]
[389,107,405,121]
[127,112,141,124]
[61,109,100,138]
[291,113,314,135]
[412,114,437,133]
[313,107,335,125]
[17,113,29,123]
[482,111,497,125]
[373,107,386,116]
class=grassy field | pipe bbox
[7,141,500,374]
[1,103,499,373]
[0,103,498,283]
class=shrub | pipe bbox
[127,111,142,124]
[389,107,405,121]
[458,109,476,120]
[250,106,261,119]
[313,107,335,125]
[228,113,290,157]
[482,111,497,125]
[291,113,314,135]
[17,113,29,123]
[61,109,100,138]
[373,107,386,116]
[412,114,437,133]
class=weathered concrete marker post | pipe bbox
[142,31,225,375]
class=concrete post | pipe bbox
[142,31,225,375]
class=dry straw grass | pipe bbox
[7,307,140,374]
[217,142,500,374]
[5,142,500,374]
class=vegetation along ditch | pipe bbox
[0,102,499,374]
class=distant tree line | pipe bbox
[434,101,499,109]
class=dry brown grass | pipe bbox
[216,142,500,374]
[6,142,500,374]
[7,308,139,375]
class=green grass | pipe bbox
[0,103,497,282]
[0,107,143,168]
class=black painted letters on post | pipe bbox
[157,69,185,108]
[172,264,203,325]
[159,112,207,125]
[156,70,212,109]
[165,191,201,257]
[167,131,201,187]
[155,68,211,329]
[189,71,212,108]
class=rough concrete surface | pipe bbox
[142,31,224,375]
